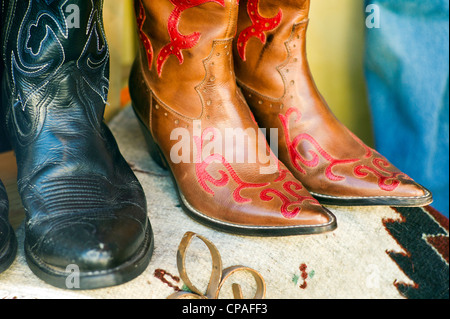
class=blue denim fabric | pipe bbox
[364,0,449,216]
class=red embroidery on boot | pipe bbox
[192,126,316,216]
[194,128,269,203]
[354,158,405,192]
[279,108,359,182]
[136,0,154,70]
[237,0,283,61]
[350,129,408,191]
[260,181,320,219]
[280,108,407,191]
[157,0,226,76]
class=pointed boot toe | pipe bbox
[173,160,337,236]
[25,207,153,289]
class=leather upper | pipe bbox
[130,0,335,230]
[0,181,12,259]
[1,0,150,272]
[233,0,432,204]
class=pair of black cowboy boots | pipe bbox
[0,0,154,289]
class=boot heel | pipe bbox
[133,106,168,170]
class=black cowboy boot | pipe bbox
[0,0,17,275]
[1,0,154,289]
[0,181,17,274]
[0,0,11,153]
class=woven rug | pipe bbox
[0,106,448,299]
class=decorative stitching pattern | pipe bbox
[354,158,406,192]
[237,18,410,193]
[6,0,110,144]
[193,126,321,219]
[193,127,269,204]
[279,106,411,192]
[136,0,153,70]
[260,181,320,219]
[156,0,226,77]
[236,0,282,61]
[11,0,69,110]
[76,0,110,104]
[238,81,422,196]
[189,39,320,218]
[10,0,109,109]
[279,107,359,182]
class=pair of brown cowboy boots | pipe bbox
[130,0,432,236]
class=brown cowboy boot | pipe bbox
[129,0,336,236]
[233,0,433,207]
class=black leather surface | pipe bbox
[0,179,16,274]
[0,0,11,152]
[0,0,16,274]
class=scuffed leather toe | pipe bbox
[21,173,153,288]
[27,209,148,273]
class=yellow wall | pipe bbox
[103,0,136,120]
[103,0,374,146]
[308,0,374,146]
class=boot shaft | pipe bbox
[236,0,310,58]
[133,0,239,118]
[1,0,113,179]
[234,0,311,98]
[2,0,110,112]
[1,0,9,152]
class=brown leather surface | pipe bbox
[130,0,335,230]
[135,0,238,119]
[233,0,432,203]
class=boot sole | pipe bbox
[310,190,433,207]
[24,219,154,290]
[133,106,337,237]
[0,225,18,274]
